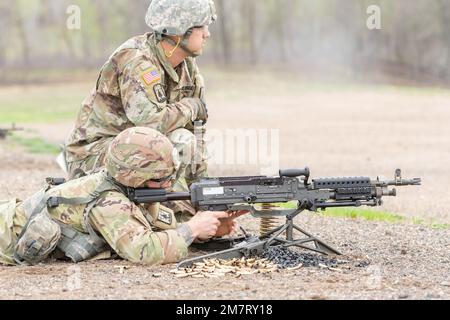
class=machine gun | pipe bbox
[0,124,22,140]
[126,168,421,267]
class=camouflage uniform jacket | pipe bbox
[0,170,190,266]
[65,33,205,166]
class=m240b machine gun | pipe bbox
[127,168,421,267]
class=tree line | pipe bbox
[1,0,449,85]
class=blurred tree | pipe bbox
[12,1,31,66]
[265,0,288,61]
[124,0,150,36]
[215,0,233,64]
[241,0,258,64]
[437,0,450,80]
[0,0,448,85]
[0,3,11,67]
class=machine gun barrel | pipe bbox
[127,188,190,204]
[374,169,421,186]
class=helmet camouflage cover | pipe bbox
[106,127,179,188]
[146,0,217,36]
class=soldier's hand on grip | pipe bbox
[187,211,229,241]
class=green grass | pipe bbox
[320,207,405,223]
[277,201,404,223]
[10,134,61,155]
[0,82,90,123]
[267,201,449,229]
[429,223,450,230]
[410,218,450,229]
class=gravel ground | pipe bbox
[0,139,448,300]
[0,213,448,300]
[0,84,449,300]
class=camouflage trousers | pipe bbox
[66,128,208,218]
[0,199,18,265]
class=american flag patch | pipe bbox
[142,68,161,85]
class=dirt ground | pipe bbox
[0,79,449,300]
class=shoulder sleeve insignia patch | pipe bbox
[153,83,167,103]
[157,210,173,225]
[141,68,161,86]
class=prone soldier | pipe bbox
[0,127,244,266]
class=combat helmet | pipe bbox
[145,0,217,56]
[105,127,180,188]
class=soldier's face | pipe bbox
[188,25,211,55]
[146,180,172,189]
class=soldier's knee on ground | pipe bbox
[168,127,209,185]
[167,128,196,169]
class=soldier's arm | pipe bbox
[185,58,209,182]
[189,58,206,101]
[119,60,203,134]
[89,192,192,265]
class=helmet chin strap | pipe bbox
[162,29,201,58]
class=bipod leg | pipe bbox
[259,209,341,255]
[290,223,342,255]
[261,222,289,247]
[282,240,339,256]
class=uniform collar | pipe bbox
[148,34,182,83]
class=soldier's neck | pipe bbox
[161,40,188,68]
